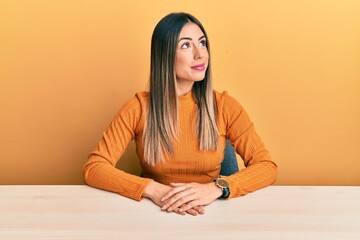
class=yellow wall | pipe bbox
[1,0,359,185]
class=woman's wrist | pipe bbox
[142,180,157,199]
[211,182,223,199]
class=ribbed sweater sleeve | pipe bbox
[83,94,152,201]
[219,93,277,198]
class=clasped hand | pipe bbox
[143,181,222,216]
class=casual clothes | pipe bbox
[83,90,277,201]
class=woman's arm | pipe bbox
[221,93,277,198]
[159,92,277,213]
[83,94,206,215]
[83,95,152,201]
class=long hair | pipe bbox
[143,12,219,165]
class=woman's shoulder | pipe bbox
[132,91,149,102]
[214,90,228,101]
[126,91,149,104]
[214,90,249,126]
[135,91,149,99]
[214,90,243,110]
[117,91,149,115]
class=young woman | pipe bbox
[83,12,277,216]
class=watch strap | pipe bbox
[219,186,230,199]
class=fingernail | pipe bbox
[161,205,167,210]
[179,208,183,212]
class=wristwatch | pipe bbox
[214,177,230,199]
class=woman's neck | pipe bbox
[176,81,194,96]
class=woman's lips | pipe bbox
[191,64,206,71]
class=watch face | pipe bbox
[216,178,229,188]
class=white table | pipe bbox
[0,185,359,240]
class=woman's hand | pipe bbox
[160,182,223,213]
[142,181,205,216]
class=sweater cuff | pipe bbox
[130,178,154,201]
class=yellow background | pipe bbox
[1,0,359,185]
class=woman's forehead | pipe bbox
[178,23,205,39]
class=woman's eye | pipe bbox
[181,43,190,49]
[200,40,207,46]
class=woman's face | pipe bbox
[175,23,209,95]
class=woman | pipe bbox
[83,12,277,216]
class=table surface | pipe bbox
[0,185,359,240]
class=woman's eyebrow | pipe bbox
[178,35,206,42]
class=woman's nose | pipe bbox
[193,45,203,59]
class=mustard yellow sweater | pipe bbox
[83,91,277,201]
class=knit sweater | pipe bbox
[83,90,277,201]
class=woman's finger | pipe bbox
[193,205,205,214]
[161,184,189,202]
[181,204,202,216]
[175,208,186,216]
[185,208,199,216]
[170,183,186,187]
[163,193,196,212]
[178,200,201,213]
